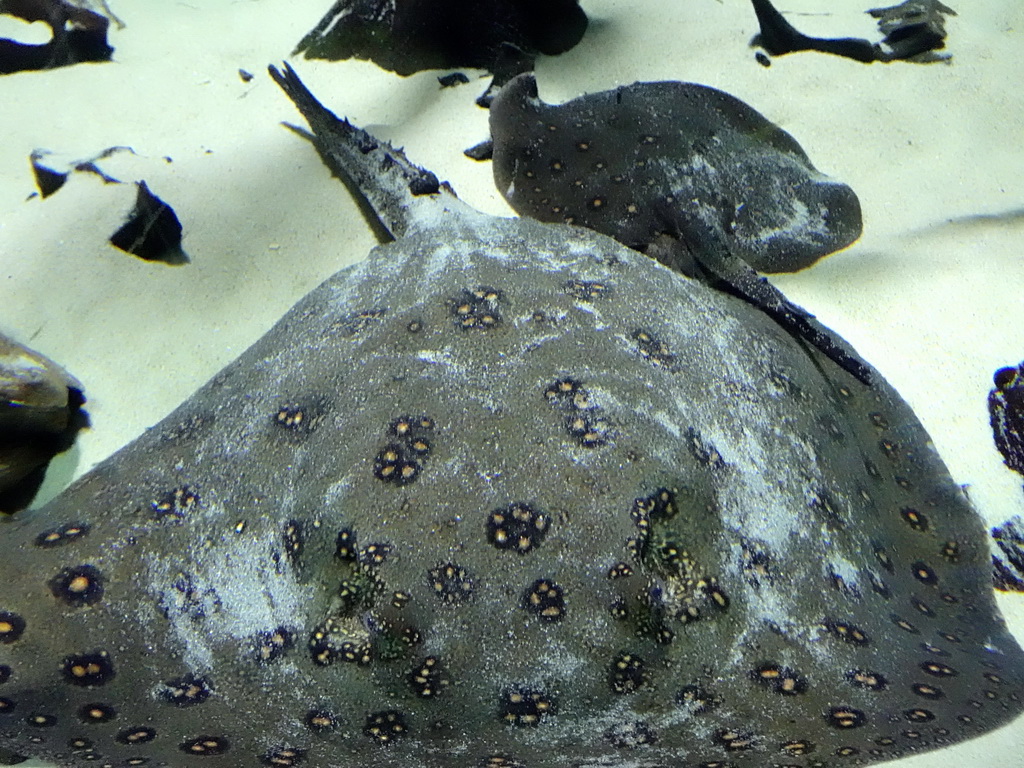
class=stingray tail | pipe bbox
[268,63,452,240]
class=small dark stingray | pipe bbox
[294,0,587,77]
[990,361,1024,476]
[750,0,956,64]
[488,73,862,274]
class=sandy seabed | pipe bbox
[0,1,1022,766]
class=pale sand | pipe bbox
[0,1,1022,766]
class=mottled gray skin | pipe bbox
[0,65,1021,768]
[489,73,863,273]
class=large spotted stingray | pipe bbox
[0,64,1021,768]
[488,73,863,274]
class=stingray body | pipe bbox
[0,65,1021,768]
[489,73,863,273]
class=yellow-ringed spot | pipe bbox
[780,740,816,756]
[282,520,304,563]
[631,328,676,369]
[714,728,756,751]
[334,527,357,561]
[338,640,372,666]
[428,562,475,605]
[845,669,888,692]
[564,411,610,447]
[151,486,199,522]
[609,599,628,620]
[305,709,338,732]
[363,710,408,744]
[372,443,421,485]
[900,507,929,532]
[401,626,423,647]
[563,279,610,302]
[274,402,307,430]
[911,597,935,617]
[0,612,26,644]
[77,703,117,723]
[891,614,920,634]
[116,727,157,745]
[826,706,867,729]
[543,377,609,446]
[261,746,306,766]
[912,683,945,699]
[388,415,434,454]
[608,652,647,694]
[822,618,870,646]
[904,708,935,723]
[272,399,328,435]
[179,735,230,756]
[449,286,504,330]
[607,562,633,579]
[941,540,961,561]
[48,564,105,606]
[543,377,591,410]
[408,656,449,698]
[34,521,90,548]
[523,579,566,622]
[911,561,939,586]
[487,502,550,554]
[252,625,297,664]
[359,542,393,567]
[499,687,555,726]
[879,439,900,461]
[750,663,808,695]
[26,713,58,727]
[62,651,115,686]
[631,488,678,527]
[159,674,212,707]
